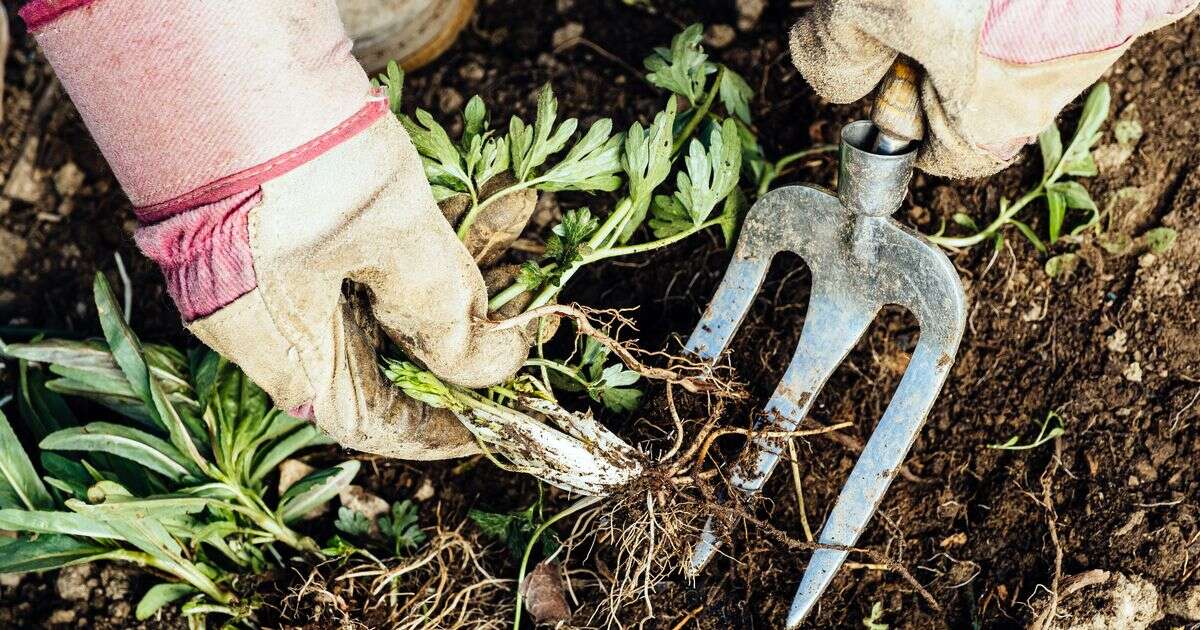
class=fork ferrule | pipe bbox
[837,120,917,218]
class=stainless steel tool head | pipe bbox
[684,120,967,627]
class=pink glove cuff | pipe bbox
[25,0,394,322]
[22,0,375,209]
[982,0,1195,64]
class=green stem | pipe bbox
[102,549,231,604]
[756,145,838,198]
[927,185,1045,249]
[513,495,605,630]
[222,482,320,555]
[524,358,590,389]
[581,218,722,265]
[672,66,724,157]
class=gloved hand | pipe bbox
[790,0,1198,178]
[21,0,532,459]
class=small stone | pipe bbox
[0,573,22,588]
[53,163,85,197]
[1106,329,1127,354]
[338,485,390,523]
[47,610,76,625]
[55,564,94,601]
[0,228,27,278]
[555,0,574,12]
[437,87,464,114]
[552,22,584,49]
[735,0,767,30]
[1123,362,1143,383]
[413,478,435,502]
[459,62,486,83]
[704,24,736,49]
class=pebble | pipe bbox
[736,0,767,30]
[552,22,584,49]
[0,228,26,277]
[459,62,486,83]
[704,24,736,49]
[53,162,85,197]
[47,610,76,625]
[438,87,464,114]
[413,478,436,502]
[338,485,390,523]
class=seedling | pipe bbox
[988,411,1066,451]
[929,83,1111,254]
[0,274,358,626]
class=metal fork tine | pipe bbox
[685,256,771,361]
[686,286,876,573]
[786,336,957,628]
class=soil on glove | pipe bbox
[2,0,1199,628]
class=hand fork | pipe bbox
[683,59,967,627]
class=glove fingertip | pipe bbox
[789,16,895,104]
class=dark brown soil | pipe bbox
[2,1,1199,628]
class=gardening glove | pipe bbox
[790,0,1198,178]
[21,0,534,460]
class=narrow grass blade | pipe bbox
[0,409,53,510]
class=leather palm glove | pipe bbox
[790,0,1198,178]
[21,0,532,459]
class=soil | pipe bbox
[2,1,1199,629]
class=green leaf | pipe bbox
[718,67,753,124]
[18,359,74,440]
[462,95,487,147]
[510,84,579,181]
[0,409,53,511]
[619,99,678,242]
[0,534,108,573]
[598,387,643,413]
[402,109,471,190]
[248,424,326,485]
[1048,181,1096,212]
[279,461,360,523]
[1143,227,1178,254]
[1046,189,1066,244]
[136,583,198,621]
[1099,232,1134,255]
[643,24,711,104]
[537,119,623,193]
[321,534,359,557]
[334,507,372,537]
[673,119,742,225]
[716,187,746,248]
[380,500,426,552]
[40,423,195,482]
[1008,219,1047,254]
[93,273,154,410]
[1038,124,1062,180]
[372,61,405,116]
[648,194,692,239]
[467,509,512,540]
[1061,152,1098,177]
[0,509,119,539]
[952,213,979,232]
[41,452,91,498]
[1044,253,1079,278]
[1062,82,1110,164]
